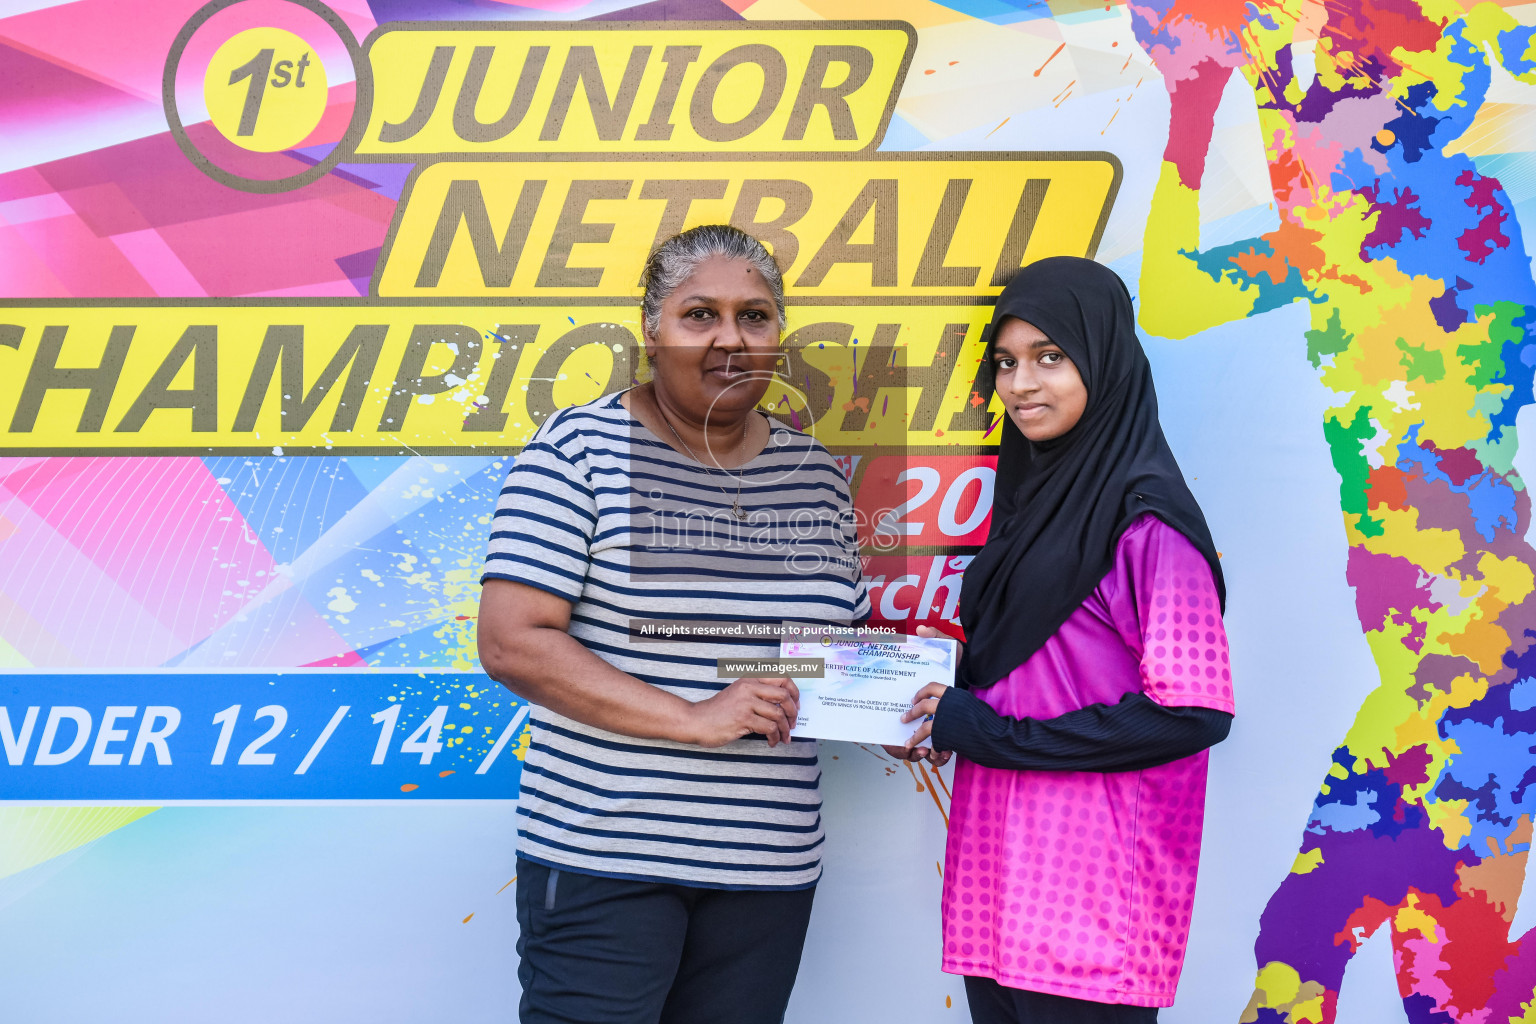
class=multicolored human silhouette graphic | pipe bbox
[1127,0,1536,1017]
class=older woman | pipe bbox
[478,224,867,1024]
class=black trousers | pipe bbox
[964,977,1159,1024]
[514,857,816,1024]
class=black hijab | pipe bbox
[956,256,1225,690]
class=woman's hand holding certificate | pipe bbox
[684,676,800,748]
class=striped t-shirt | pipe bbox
[481,391,869,889]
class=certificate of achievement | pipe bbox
[779,630,957,746]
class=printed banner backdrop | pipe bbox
[2,0,1535,1021]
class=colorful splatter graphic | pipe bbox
[1128,0,1536,1018]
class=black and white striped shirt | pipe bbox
[482,392,869,889]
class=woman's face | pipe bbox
[991,317,1088,442]
[646,256,780,420]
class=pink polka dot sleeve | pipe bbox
[1112,517,1235,714]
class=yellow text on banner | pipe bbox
[374,155,1121,300]
[0,305,1000,454]
[356,22,914,157]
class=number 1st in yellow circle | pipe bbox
[204,27,329,153]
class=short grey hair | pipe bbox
[640,224,787,339]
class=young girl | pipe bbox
[900,257,1234,1023]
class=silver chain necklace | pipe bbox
[649,387,752,521]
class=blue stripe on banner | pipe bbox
[0,672,529,801]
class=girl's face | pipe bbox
[645,256,780,419]
[991,317,1088,442]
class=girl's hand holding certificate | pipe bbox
[896,682,952,766]
[886,626,956,766]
